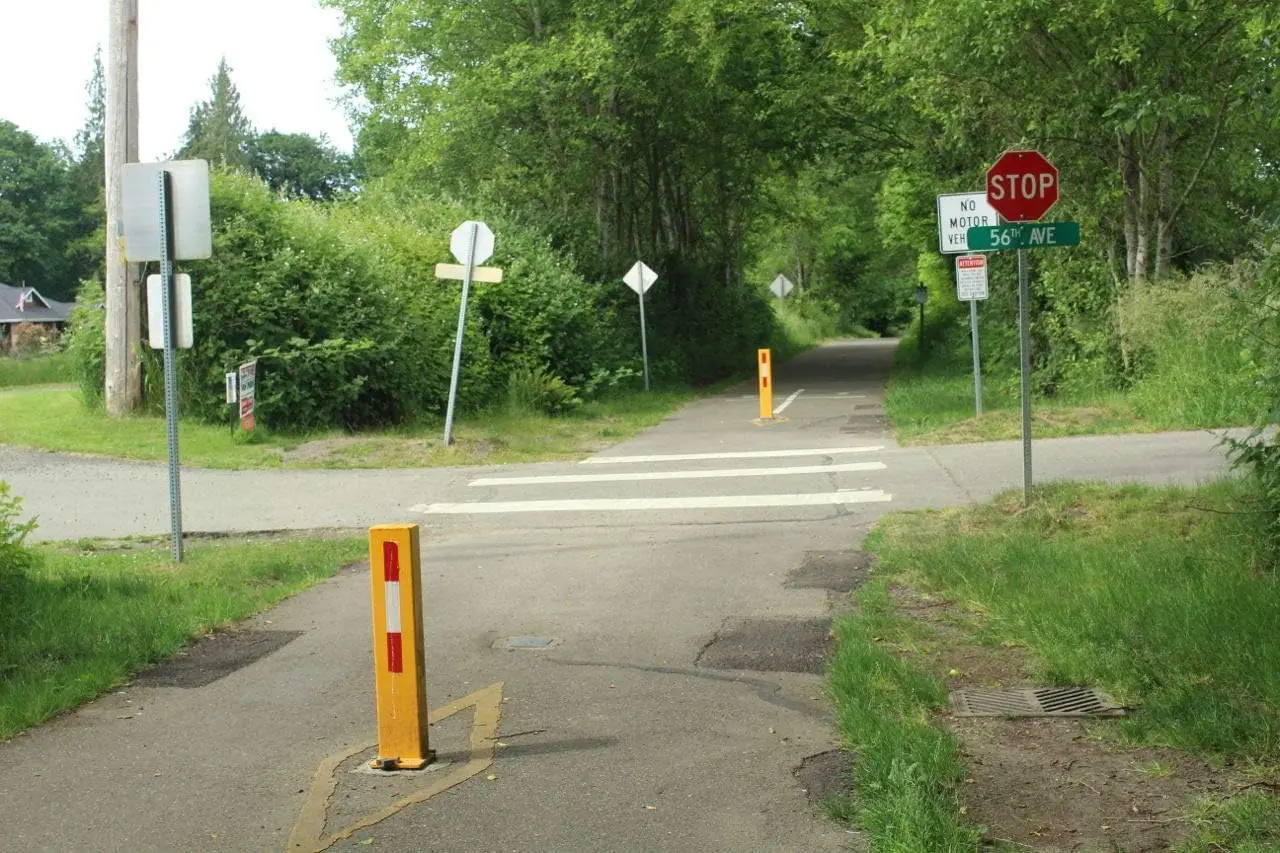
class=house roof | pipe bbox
[0,283,74,325]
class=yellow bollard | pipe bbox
[758,348,773,420]
[368,524,433,770]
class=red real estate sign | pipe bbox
[986,150,1059,222]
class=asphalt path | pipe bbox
[0,339,1236,852]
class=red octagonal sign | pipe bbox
[986,149,1059,222]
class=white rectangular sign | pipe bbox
[937,192,1000,254]
[146,274,194,349]
[956,255,989,301]
[225,372,238,404]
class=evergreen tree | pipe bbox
[179,58,254,168]
[66,46,108,289]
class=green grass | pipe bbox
[885,358,1150,444]
[887,271,1259,445]
[0,352,72,388]
[828,479,1280,849]
[0,387,697,469]
[828,584,981,851]
[0,535,365,740]
[869,480,1280,757]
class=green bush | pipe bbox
[505,365,581,415]
[67,172,797,431]
[0,483,36,616]
[1225,234,1280,552]
[1119,266,1260,428]
[64,278,106,408]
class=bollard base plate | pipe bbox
[370,751,435,772]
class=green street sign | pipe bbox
[966,222,1080,251]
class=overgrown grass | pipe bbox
[885,352,1149,444]
[0,386,697,469]
[887,268,1259,444]
[829,479,1280,849]
[0,352,72,388]
[0,535,365,740]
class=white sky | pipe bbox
[0,0,355,159]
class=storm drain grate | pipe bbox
[949,687,1125,718]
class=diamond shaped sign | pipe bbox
[450,221,495,266]
[770,275,794,298]
[623,261,657,295]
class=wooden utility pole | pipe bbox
[105,0,141,415]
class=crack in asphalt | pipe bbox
[547,658,831,721]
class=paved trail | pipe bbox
[0,340,1233,852]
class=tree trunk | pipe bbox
[1154,122,1175,279]
[1134,149,1151,284]
[1120,130,1140,284]
[1106,241,1132,375]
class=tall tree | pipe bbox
[179,58,254,168]
[0,121,82,299]
[248,131,356,200]
[66,47,108,286]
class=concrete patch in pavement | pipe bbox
[696,618,834,675]
[289,682,504,853]
[132,629,303,689]
[786,550,874,594]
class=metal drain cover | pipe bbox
[950,687,1125,718]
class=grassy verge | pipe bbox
[885,357,1156,444]
[0,352,72,388]
[830,480,1280,849]
[0,534,365,740]
[828,586,980,850]
[0,386,697,469]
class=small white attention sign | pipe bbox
[955,255,989,301]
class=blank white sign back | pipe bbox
[146,274,194,349]
[122,160,213,262]
[624,261,657,294]
[450,221,495,266]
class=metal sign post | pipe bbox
[639,270,650,392]
[444,222,479,446]
[122,159,211,562]
[439,221,500,446]
[1017,247,1033,503]
[156,171,183,562]
[623,262,658,391]
[955,255,988,417]
[971,300,983,417]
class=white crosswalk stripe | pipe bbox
[469,461,885,487]
[579,445,884,466]
[413,490,891,515]
[410,444,893,518]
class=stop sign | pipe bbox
[986,150,1059,222]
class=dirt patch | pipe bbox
[133,629,302,689]
[796,749,854,807]
[279,436,434,466]
[696,618,834,675]
[885,585,1239,851]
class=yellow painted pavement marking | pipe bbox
[288,682,504,852]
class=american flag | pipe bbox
[14,290,30,312]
